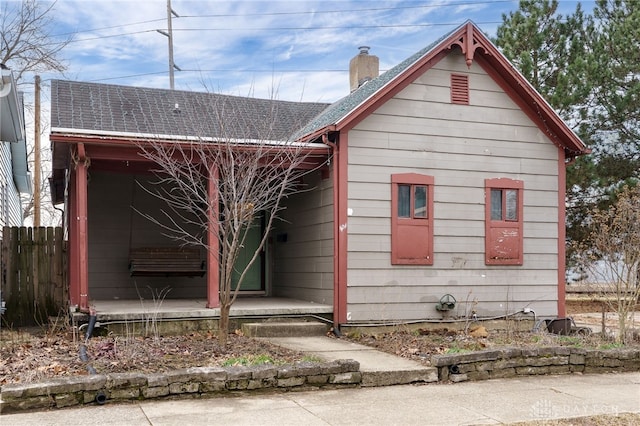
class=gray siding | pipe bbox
[0,141,23,227]
[88,171,206,300]
[272,169,334,304]
[345,52,561,322]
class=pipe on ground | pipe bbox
[78,313,105,403]
[95,391,107,405]
[85,314,97,342]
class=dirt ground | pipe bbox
[0,299,637,387]
[2,300,638,425]
[342,300,640,365]
[0,328,308,386]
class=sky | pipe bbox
[29,0,596,104]
[4,0,596,226]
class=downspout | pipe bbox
[557,147,588,317]
[323,133,342,334]
[78,309,107,404]
[557,146,568,317]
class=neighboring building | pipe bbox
[0,67,31,227]
[50,21,588,326]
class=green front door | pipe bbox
[231,217,264,292]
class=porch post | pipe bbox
[330,132,349,325]
[206,165,220,308]
[75,144,90,312]
[68,166,80,307]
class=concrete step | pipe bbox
[242,321,329,337]
[263,336,439,387]
[361,368,438,387]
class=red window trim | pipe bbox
[391,173,434,265]
[485,178,524,265]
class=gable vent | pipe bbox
[451,73,469,105]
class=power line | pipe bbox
[38,0,533,87]
[88,69,351,83]
[69,30,156,44]
[171,21,503,32]
[88,71,168,82]
[178,1,513,18]
[59,21,501,46]
[53,1,512,37]
[54,18,167,37]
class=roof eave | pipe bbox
[332,23,474,132]
[51,127,330,149]
[470,31,588,157]
[1,69,31,194]
[302,21,588,157]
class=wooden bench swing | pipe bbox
[128,247,205,277]
[127,181,206,277]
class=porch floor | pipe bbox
[79,297,333,322]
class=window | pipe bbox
[485,178,524,265]
[391,173,434,265]
[398,184,427,218]
[490,188,519,221]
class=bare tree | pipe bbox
[1,0,70,81]
[573,185,640,344]
[2,0,71,225]
[136,97,326,345]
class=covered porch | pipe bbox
[49,80,338,325]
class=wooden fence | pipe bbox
[1,227,67,327]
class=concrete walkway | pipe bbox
[3,372,639,425]
[263,336,438,386]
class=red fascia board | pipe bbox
[297,125,337,143]
[331,24,474,133]
[471,36,588,156]
[310,22,587,157]
[51,133,330,168]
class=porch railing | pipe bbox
[1,226,67,327]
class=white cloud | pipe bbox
[34,0,590,103]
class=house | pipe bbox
[0,67,31,227]
[49,21,587,327]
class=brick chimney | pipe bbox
[349,46,379,92]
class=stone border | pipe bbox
[4,347,640,413]
[432,346,640,382]
[0,360,360,414]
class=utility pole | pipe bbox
[157,0,181,89]
[34,75,41,226]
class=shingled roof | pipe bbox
[51,20,586,158]
[293,20,587,157]
[293,29,452,141]
[50,80,330,142]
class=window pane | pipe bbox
[491,189,502,220]
[506,189,518,221]
[414,186,427,217]
[398,185,410,218]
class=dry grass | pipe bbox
[0,326,307,385]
